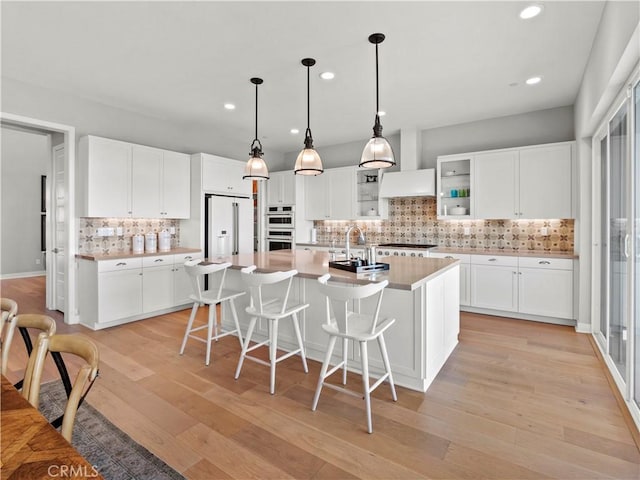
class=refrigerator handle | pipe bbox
[233,202,239,254]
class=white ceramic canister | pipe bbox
[132,234,144,254]
[145,232,157,253]
[158,230,171,251]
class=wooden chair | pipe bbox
[1,313,56,378]
[235,266,309,394]
[1,297,18,323]
[312,274,397,433]
[180,260,245,366]
[22,333,100,442]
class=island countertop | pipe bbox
[221,249,458,291]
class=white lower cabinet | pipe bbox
[470,255,519,312]
[517,257,573,319]
[466,253,574,322]
[98,263,143,323]
[173,253,199,306]
[142,256,175,312]
[78,251,201,329]
[429,252,470,306]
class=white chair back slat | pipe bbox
[184,260,232,301]
[317,276,388,335]
[240,267,299,314]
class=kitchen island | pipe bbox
[219,249,459,392]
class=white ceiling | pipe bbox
[1,1,605,156]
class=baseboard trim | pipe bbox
[587,335,640,452]
[0,271,46,280]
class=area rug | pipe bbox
[39,381,185,480]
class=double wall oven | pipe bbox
[265,206,295,251]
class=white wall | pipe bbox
[1,77,264,163]
[420,106,575,168]
[280,133,401,172]
[281,106,573,172]
[1,127,49,276]
[574,1,639,333]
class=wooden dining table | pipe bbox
[1,375,103,479]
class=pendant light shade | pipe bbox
[243,77,269,180]
[294,58,323,175]
[360,33,395,169]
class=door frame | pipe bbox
[0,112,78,324]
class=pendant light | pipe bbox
[294,58,323,175]
[243,77,269,180]
[360,33,395,169]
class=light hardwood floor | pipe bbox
[2,276,639,479]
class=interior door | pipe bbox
[51,143,65,312]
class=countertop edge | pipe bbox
[76,247,202,262]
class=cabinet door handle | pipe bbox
[185,256,192,260]
[116,262,127,266]
[445,256,454,259]
[538,260,551,265]
[154,259,164,263]
[488,258,497,262]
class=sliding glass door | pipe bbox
[634,80,640,411]
[594,69,639,428]
[609,104,629,379]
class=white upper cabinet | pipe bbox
[162,151,191,218]
[474,150,519,219]
[267,171,296,206]
[201,154,252,197]
[131,145,163,218]
[79,135,190,218]
[355,169,387,219]
[439,141,574,220]
[78,136,132,217]
[518,143,572,219]
[304,167,354,220]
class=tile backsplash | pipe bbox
[78,218,181,255]
[313,197,574,252]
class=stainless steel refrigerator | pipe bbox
[204,194,253,259]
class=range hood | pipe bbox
[378,128,435,197]
[378,168,435,197]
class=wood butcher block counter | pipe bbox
[217,249,460,392]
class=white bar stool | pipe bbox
[312,274,397,433]
[234,266,309,394]
[179,260,245,366]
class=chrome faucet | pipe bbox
[345,225,365,260]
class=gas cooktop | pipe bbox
[378,243,438,249]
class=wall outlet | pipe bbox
[96,227,115,237]
[540,227,549,236]
[463,227,471,236]
[116,227,124,236]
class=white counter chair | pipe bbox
[235,266,309,394]
[312,274,397,433]
[180,260,244,366]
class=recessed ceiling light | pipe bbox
[519,4,543,19]
[290,128,299,134]
[224,103,236,110]
[320,72,335,80]
[377,111,386,117]
[525,76,542,85]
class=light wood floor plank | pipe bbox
[2,277,638,480]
